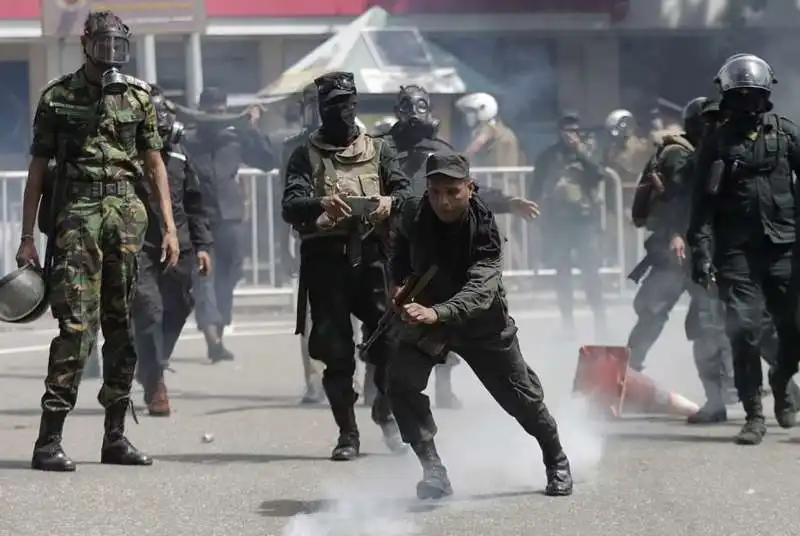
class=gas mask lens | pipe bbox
[398,98,429,122]
[90,35,130,66]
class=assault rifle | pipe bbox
[358,265,439,359]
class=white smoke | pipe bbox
[281,331,607,536]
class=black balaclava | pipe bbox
[197,87,228,138]
[315,71,359,146]
[721,88,771,130]
[81,10,131,95]
[393,85,438,144]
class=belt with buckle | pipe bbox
[69,181,132,198]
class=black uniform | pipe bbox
[529,115,607,335]
[183,87,274,361]
[689,54,800,444]
[282,71,411,460]
[376,112,526,409]
[133,144,212,399]
[387,152,572,499]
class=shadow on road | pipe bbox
[0,459,33,471]
[156,452,331,464]
[256,489,540,518]
[204,403,327,416]
[607,432,736,444]
[170,391,299,404]
[0,372,44,381]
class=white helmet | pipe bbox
[604,109,635,138]
[455,92,498,128]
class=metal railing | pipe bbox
[0,165,631,297]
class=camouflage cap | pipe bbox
[314,71,357,101]
[426,151,470,180]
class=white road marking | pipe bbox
[0,304,689,356]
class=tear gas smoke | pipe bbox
[281,327,607,536]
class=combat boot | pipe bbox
[687,379,727,424]
[330,405,360,461]
[411,440,452,500]
[31,412,76,472]
[204,326,233,363]
[768,368,797,429]
[147,377,171,417]
[543,451,573,497]
[434,365,462,409]
[734,395,767,446]
[100,400,153,466]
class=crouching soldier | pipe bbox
[386,151,572,499]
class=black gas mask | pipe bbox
[152,94,184,147]
[721,88,771,121]
[394,85,438,140]
[83,21,131,95]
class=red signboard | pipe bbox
[205,0,628,18]
[0,0,628,21]
[0,0,40,19]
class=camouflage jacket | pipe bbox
[30,67,162,182]
[390,195,514,342]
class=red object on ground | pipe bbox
[573,345,700,418]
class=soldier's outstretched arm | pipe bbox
[282,145,322,226]
[378,142,411,209]
[431,215,503,324]
[479,186,514,213]
[240,126,275,171]
[183,156,213,252]
[686,138,716,257]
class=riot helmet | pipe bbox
[681,96,707,139]
[715,54,776,93]
[81,11,131,95]
[604,109,635,138]
[151,85,184,147]
[0,264,48,324]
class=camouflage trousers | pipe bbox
[41,194,147,413]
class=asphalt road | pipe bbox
[0,302,798,536]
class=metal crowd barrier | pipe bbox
[0,165,630,299]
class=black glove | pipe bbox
[691,254,715,288]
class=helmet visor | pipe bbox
[89,35,130,65]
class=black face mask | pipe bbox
[319,96,358,145]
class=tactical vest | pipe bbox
[643,134,694,232]
[303,132,384,240]
[713,113,793,237]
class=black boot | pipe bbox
[687,379,728,425]
[543,451,573,497]
[101,400,153,466]
[734,395,767,446]
[411,440,452,500]
[434,365,462,409]
[768,368,797,429]
[204,326,233,363]
[371,395,407,454]
[31,412,76,472]
[330,405,360,461]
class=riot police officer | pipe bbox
[282,71,411,461]
[133,85,213,416]
[689,54,800,445]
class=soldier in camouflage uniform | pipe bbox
[16,11,179,472]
